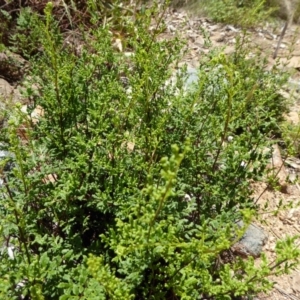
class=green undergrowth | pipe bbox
[281,120,300,157]
[187,0,278,28]
[184,0,300,27]
[0,1,299,299]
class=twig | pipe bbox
[273,21,288,59]
[270,227,280,239]
[275,286,300,300]
[293,224,300,234]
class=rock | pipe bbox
[232,222,268,258]
[278,88,291,100]
[214,33,226,43]
[0,78,22,104]
[286,78,300,92]
[0,78,13,97]
[193,36,205,48]
[279,56,300,70]
[185,67,198,88]
[0,78,23,129]
[21,104,44,125]
[167,66,199,92]
[284,111,299,125]
[285,156,300,170]
[225,25,239,32]
[208,24,221,32]
[0,148,15,189]
[286,208,300,224]
[0,50,28,82]
[286,183,298,195]
[0,148,14,168]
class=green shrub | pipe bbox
[0,7,12,47]
[0,1,299,299]
[9,7,42,58]
[190,0,278,27]
[281,120,300,157]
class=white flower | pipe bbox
[7,246,14,259]
[184,194,191,201]
[16,280,26,289]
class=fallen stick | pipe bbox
[273,21,288,59]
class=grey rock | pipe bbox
[287,78,300,93]
[184,67,199,88]
[0,149,11,159]
[166,67,199,92]
[0,147,15,189]
[232,222,268,258]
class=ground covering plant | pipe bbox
[0,1,299,299]
[186,0,300,27]
[187,0,279,27]
[281,119,300,157]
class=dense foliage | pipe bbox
[0,1,299,299]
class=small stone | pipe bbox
[269,236,276,242]
[284,111,299,125]
[216,36,225,43]
[285,157,300,170]
[287,208,300,221]
[208,24,220,31]
[288,173,297,183]
[232,222,268,258]
[226,25,239,32]
[0,50,28,82]
[168,24,176,32]
[194,36,204,47]
[0,78,21,105]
